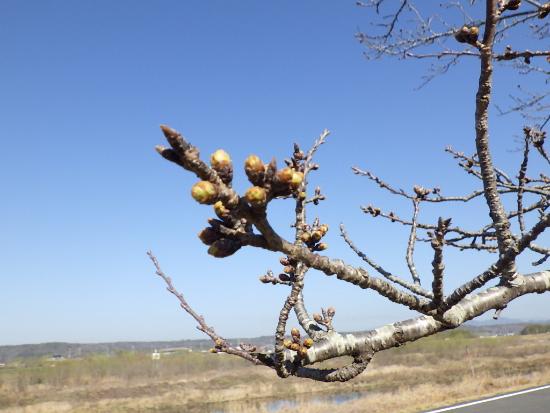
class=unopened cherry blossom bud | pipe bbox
[290,171,304,188]
[454,26,470,43]
[245,186,267,207]
[207,238,241,258]
[211,149,231,169]
[283,266,295,274]
[245,154,264,173]
[276,167,294,184]
[505,0,521,10]
[191,181,217,204]
[311,231,323,242]
[213,201,230,218]
[315,243,328,251]
[279,273,291,282]
[198,227,222,246]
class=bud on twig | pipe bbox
[504,0,521,10]
[245,154,265,184]
[191,181,217,204]
[413,185,431,199]
[276,167,294,184]
[310,230,323,242]
[207,238,242,258]
[198,227,222,245]
[245,186,267,207]
[454,25,479,45]
[213,201,230,219]
[278,273,291,282]
[290,171,304,189]
[210,149,233,184]
[314,243,328,251]
[211,149,231,169]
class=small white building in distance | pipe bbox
[151,349,160,360]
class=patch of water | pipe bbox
[210,390,367,413]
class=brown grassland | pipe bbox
[1,330,549,413]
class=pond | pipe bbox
[209,390,368,413]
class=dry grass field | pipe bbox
[1,331,549,413]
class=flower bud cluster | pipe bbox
[300,219,329,251]
[413,185,432,200]
[525,127,546,149]
[312,306,336,331]
[209,337,227,353]
[198,203,244,258]
[279,256,298,281]
[243,152,305,209]
[364,205,381,217]
[454,26,479,45]
[283,327,313,358]
[190,149,235,205]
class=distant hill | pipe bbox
[0,336,274,363]
[2,321,549,363]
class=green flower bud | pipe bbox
[211,149,232,169]
[191,181,217,204]
[245,186,267,207]
[245,155,264,173]
[276,167,294,184]
[213,201,230,218]
[290,171,304,189]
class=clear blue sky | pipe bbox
[1,1,548,345]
